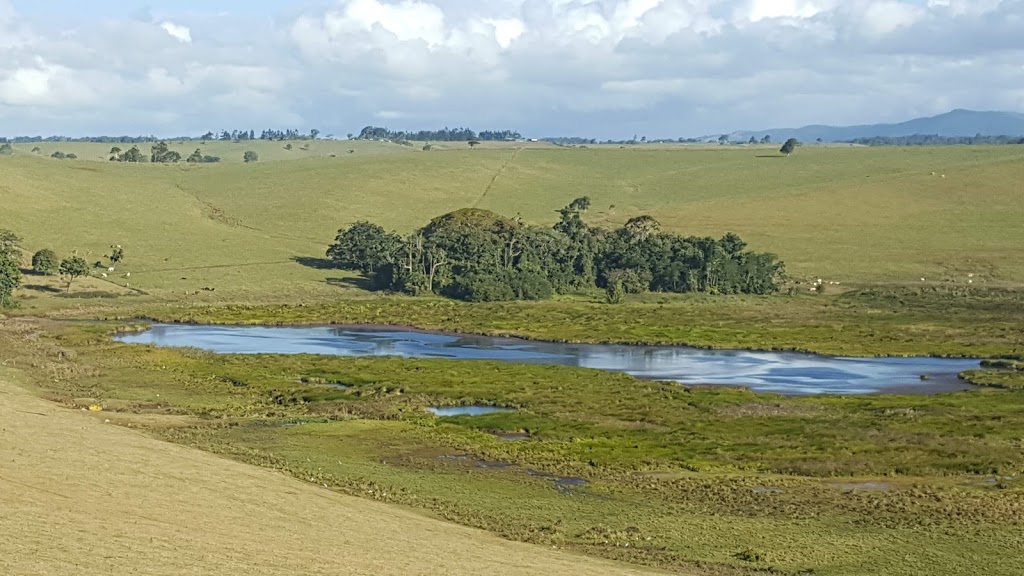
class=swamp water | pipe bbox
[116,324,979,395]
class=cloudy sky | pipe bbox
[1,0,1022,138]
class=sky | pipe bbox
[2,0,1023,139]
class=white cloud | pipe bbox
[0,0,1023,138]
[160,21,192,43]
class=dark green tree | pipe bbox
[243,151,259,163]
[108,245,125,265]
[0,250,21,308]
[0,229,21,260]
[186,149,204,163]
[59,256,90,293]
[31,249,58,275]
[0,143,13,155]
[151,142,181,163]
[780,138,799,156]
[327,222,403,274]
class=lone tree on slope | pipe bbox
[780,138,799,156]
[59,256,90,293]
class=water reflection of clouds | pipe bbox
[120,325,981,396]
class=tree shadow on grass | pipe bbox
[23,284,62,294]
[327,277,374,291]
[755,155,787,159]
[292,256,336,270]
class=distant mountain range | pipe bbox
[715,109,1024,143]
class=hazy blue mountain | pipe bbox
[715,110,1024,143]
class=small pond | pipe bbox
[427,406,514,417]
[116,324,980,396]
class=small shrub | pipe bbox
[51,151,66,160]
[0,143,13,155]
[605,279,625,304]
[66,153,78,159]
[31,249,58,275]
[284,143,293,150]
[243,151,259,163]
[735,548,767,563]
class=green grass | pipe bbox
[4,143,1024,574]
[2,318,1022,575]
[2,145,1023,308]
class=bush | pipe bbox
[605,279,625,304]
[510,270,554,300]
[202,155,221,163]
[243,151,259,163]
[66,153,78,159]
[0,143,13,155]
[448,272,517,302]
[51,151,66,159]
[31,249,58,275]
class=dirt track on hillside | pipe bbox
[0,370,665,576]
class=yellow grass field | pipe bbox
[0,367,664,576]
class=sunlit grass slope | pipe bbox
[1,144,1021,301]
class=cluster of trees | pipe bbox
[2,135,165,144]
[326,200,785,303]
[108,143,232,163]
[201,129,319,142]
[0,230,127,306]
[847,134,1024,146]
[2,129,322,144]
[50,151,79,160]
[356,126,523,142]
[543,136,707,145]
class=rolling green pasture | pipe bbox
[2,144,1023,307]
[3,143,1024,574]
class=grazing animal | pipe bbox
[101,273,107,278]
[107,267,115,272]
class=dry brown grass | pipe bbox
[0,367,667,576]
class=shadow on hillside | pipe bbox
[59,291,123,299]
[327,277,374,291]
[755,155,786,159]
[292,256,336,270]
[23,284,62,294]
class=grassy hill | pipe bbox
[1,144,1022,302]
[0,365,661,576]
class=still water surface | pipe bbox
[116,324,979,395]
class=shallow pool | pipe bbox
[116,324,980,395]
